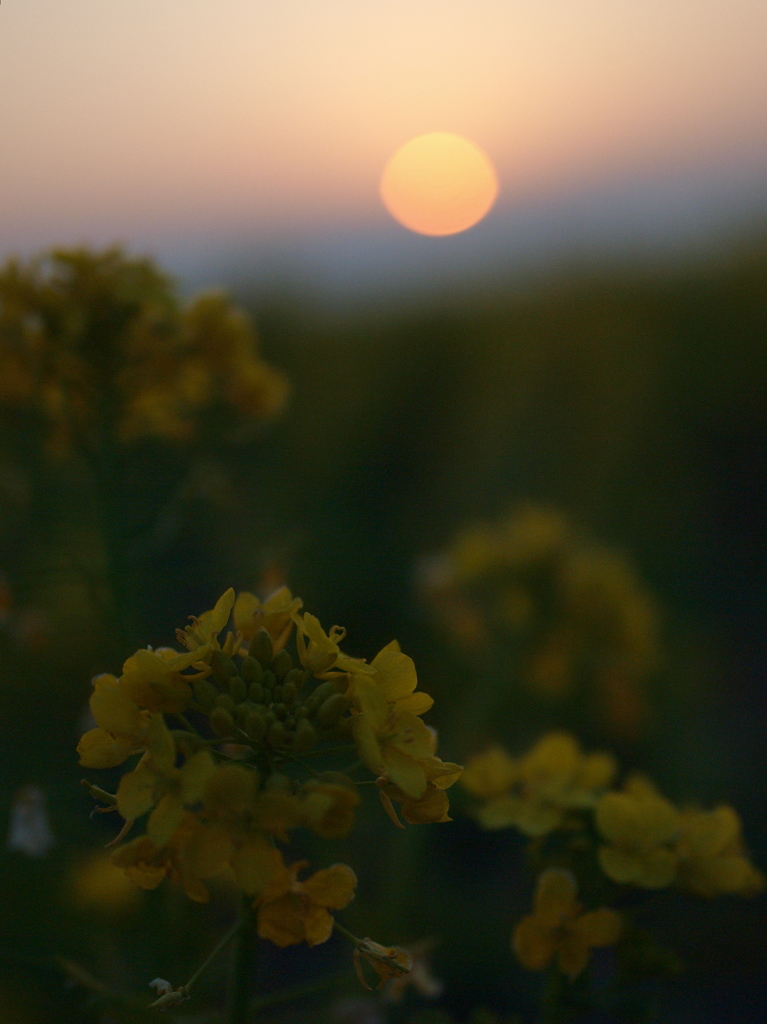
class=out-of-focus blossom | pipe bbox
[674,805,764,898]
[595,776,680,888]
[6,784,55,857]
[514,868,621,979]
[421,506,658,737]
[0,248,288,457]
[68,850,140,911]
[464,733,615,836]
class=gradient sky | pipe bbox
[2,0,767,265]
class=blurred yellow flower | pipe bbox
[0,249,288,455]
[69,850,141,911]
[460,745,518,799]
[255,861,357,947]
[595,776,680,888]
[675,805,764,898]
[470,733,616,836]
[513,868,621,980]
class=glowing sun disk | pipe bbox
[380,133,499,237]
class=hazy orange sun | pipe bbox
[380,133,499,237]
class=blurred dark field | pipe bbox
[1,236,766,1022]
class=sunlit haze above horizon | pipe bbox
[2,0,767,289]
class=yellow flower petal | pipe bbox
[383,746,427,799]
[257,894,306,947]
[147,793,185,849]
[371,647,418,702]
[513,915,555,971]
[303,904,334,946]
[90,676,143,736]
[394,692,434,716]
[117,765,157,820]
[461,746,518,799]
[232,836,283,895]
[303,864,357,909]
[533,868,578,926]
[77,728,135,769]
[556,933,590,980]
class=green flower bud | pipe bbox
[310,681,336,705]
[249,682,266,704]
[210,650,238,686]
[229,675,247,703]
[245,708,267,743]
[281,680,298,704]
[274,703,288,719]
[266,720,288,749]
[241,656,264,686]
[317,693,350,728]
[271,649,293,680]
[292,719,318,754]
[284,668,306,693]
[262,670,277,690]
[215,693,237,714]
[249,628,273,669]
[210,707,235,737]
[336,717,354,740]
[265,710,278,726]
[272,684,284,703]
[193,678,218,711]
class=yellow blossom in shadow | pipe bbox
[77,673,150,768]
[255,861,357,947]
[111,813,219,903]
[513,868,621,980]
[175,588,236,653]
[301,780,360,839]
[116,716,216,847]
[294,612,372,677]
[675,805,764,898]
[68,850,142,912]
[351,641,434,716]
[596,776,680,888]
[0,249,288,455]
[461,745,518,799]
[471,733,616,836]
[234,586,303,653]
[119,646,209,714]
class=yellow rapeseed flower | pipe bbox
[675,805,764,898]
[116,716,216,848]
[233,586,302,652]
[595,776,680,888]
[255,861,357,947]
[513,868,621,980]
[473,733,616,836]
[77,674,150,769]
[293,612,372,677]
[460,745,518,799]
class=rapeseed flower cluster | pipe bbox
[463,732,763,980]
[421,506,658,737]
[0,248,287,455]
[79,587,462,962]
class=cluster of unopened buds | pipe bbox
[78,586,462,979]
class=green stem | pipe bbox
[228,893,259,1024]
[332,919,363,946]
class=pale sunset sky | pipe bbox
[2,0,767,287]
